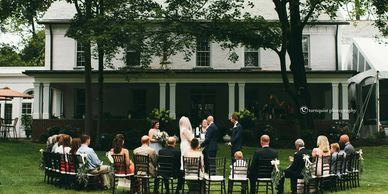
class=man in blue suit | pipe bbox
[201,115,218,173]
[228,113,243,163]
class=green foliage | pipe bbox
[235,109,256,130]
[20,30,45,66]
[0,43,26,66]
[21,114,33,138]
[148,108,172,124]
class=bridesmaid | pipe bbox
[148,120,163,155]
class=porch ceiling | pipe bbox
[24,69,356,84]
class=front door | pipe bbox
[190,91,216,127]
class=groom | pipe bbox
[201,115,218,173]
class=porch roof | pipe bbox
[24,69,356,84]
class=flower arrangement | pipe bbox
[153,131,169,147]
[271,159,284,187]
[301,154,313,184]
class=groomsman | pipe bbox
[201,115,218,173]
[228,113,243,163]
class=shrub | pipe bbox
[148,108,173,130]
[38,126,81,143]
[235,109,256,130]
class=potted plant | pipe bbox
[21,114,33,139]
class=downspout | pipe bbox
[335,24,339,71]
[49,24,53,70]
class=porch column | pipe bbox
[332,82,339,120]
[159,83,166,110]
[42,83,51,119]
[169,83,176,119]
[238,82,245,111]
[341,82,349,120]
[228,82,235,117]
[32,83,42,119]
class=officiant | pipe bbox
[228,113,243,163]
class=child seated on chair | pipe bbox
[230,151,248,178]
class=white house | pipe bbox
[23,1,358,137]
[0,67,45,137]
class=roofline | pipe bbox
[23,69,357,76]
[38,18,349,25]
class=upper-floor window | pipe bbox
[196,38,210,67]
[302,36,310,67]
[76,42,86,67]
[244,47,260,67]
[126,49,141,67]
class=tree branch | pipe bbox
[301,0,323,29]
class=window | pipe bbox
[4,104,12,124]
[22,103,32,115]
[76,42,86,67]
[196,38,210,67]
[126,49,141,66]
[302,36,310,67]
[74,89,85,119]
[244,47,260,67]
[358,54,365,72]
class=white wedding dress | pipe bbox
[179,116,194,157]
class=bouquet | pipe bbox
[153,131,169,147]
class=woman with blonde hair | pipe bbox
[312,135,331,177]
[312,135,331,157]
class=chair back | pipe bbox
[134,154,150,176]
[231,159,249,179]
[312,155,331,177]
[256,159,274,178]
[12,117,18,128]
[157,155,175,178]
[207,157,226,176]
[345,153,355,172]
[352,151,361,172]
[51,152,61,172]
[332,153,346,175]
[183,156,201,179]
[112,154,128,175]
[43,151,52,169]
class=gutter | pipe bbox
[49,24,53,70]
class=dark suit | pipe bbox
[157,146,183,194]
[201,122,218,172]
[248,146,278,194]
[230,122,243,162]
[278,147,310,194]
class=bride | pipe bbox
[179,116,194,156]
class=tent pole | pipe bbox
[376,71,380,132]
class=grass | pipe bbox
[1,140,388,194]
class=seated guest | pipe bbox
[157,137,184,194]
[230,151,248,178]
[77,134,112,189]
[312,135,331,157]
[133,135,157,176]
[312,135,331,176]
[330,143,346,174]
[55,134,72,154]
[277,139,310,194]
[70,138,81,155]
[45,134,57,152]
[51,134,63,152]
[248,135,278,194]
[110,134,134,174]
[184,138,205,172]
[339,134,355,156]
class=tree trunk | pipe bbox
[84,0,93,137]
[288,0,315,132]
[96,43,104,147]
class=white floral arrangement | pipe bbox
[153,131,169,147]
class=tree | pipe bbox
[0,43,26,66]
[0,0,54,36]
[20,30,45,66]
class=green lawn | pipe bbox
[0,140,388,194]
